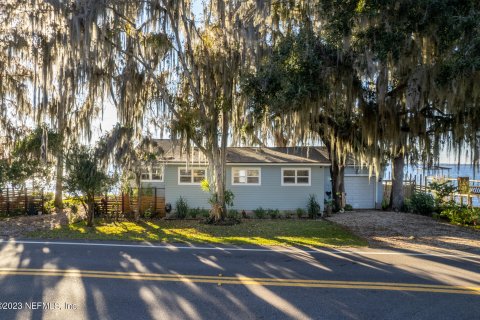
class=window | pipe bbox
[281,168,311,186]
[232,168,261,185]
[178,167,206,184]
[151,167,163,180]
[140,165,164,181]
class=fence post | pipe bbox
[41,189,45,215]
[138,187,142,215]
[105,193,108,216]
[121,192,125,215]
[154,187,157,214]
[6,187,9,216]
[24,188,28,214]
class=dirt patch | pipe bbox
[0,208,86,238]
[326,210,480,251]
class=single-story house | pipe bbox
[139,140,383,212]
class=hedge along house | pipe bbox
[139,140,383,213]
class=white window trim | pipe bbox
[140,165,164,182]
[231,167,261,186]
[178,167,206,185]
[281,168,311,186]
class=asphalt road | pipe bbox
[0,240,479,320]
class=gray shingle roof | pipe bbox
[154,140,330,164]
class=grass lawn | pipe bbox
[27,219,367,247]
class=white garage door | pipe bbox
[344,176,375,209]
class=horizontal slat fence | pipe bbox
[94,187,165,218]
[0,187,165,218]
[0,187,44,216]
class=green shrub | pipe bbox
[410,192,435,216]
[429,181,456,209]
[401,198,412,213]
[441,205,479,225]
[200,208,210,218]
[189,207,201,219]
[267,209,279,219]
[227,209,240,220]
[175,197,189,219]
[63,197,83,206]
[307,194,321,219]
[381,198,389,210]
[344,204,353,211]
[253,207,266,219]
[296,208,306,218]
[43,199,55,214]
[144,207,153,219]
[64,198,81,214]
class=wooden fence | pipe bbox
[0,187,45,216]
[382,179,416,205]
[0,187,165,218]
[94,188,166,218]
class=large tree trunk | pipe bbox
[86,195,95,227]
[54,148,64,208]
[390,154,405,211]
[330,158,345,211]
[205,108,229,223]
[54,105,65,208]
[207,152,227,222]
[324,140,346,211]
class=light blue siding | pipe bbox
[227,165,325,211]
[164,164,326,211]
[165,165,210,209]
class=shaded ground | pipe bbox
[327,210,480,251]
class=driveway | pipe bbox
[326,210,480,252]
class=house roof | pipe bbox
[154,139,331,165]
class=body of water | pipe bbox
[383,164,480,182]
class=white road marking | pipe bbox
[1,239,479,258]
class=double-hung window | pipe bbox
[178,167,206,184]
[232,168,261,185]
[281,168,311,186]
[140,165,164,181]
